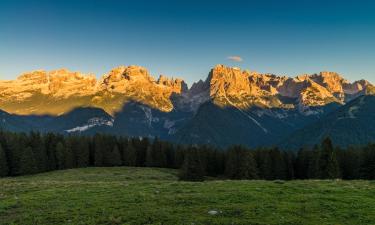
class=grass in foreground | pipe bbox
[1,167,375,225]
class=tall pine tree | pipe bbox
[179,148,205,181]
[55,142,66,170]
[93,134,105,167]
[359,144,375,179]
[0,143,9,177]
[17,146,38,175]
[123,141,137,166]
[318,138,340,179]
[75,137,90,168]
[64,140,74,169]
[110,145,122,166]
[225,146,258,180]
[29,132,48,173]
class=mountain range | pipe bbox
[1,64,374,149]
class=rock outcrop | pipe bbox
[0,66,187,115]
[0,64,373,116]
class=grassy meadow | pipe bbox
[1,167,375,225]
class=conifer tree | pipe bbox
[213,149,226,176]
[295,149,310,179]
[256,149,272,180]
[55,142,65,170]
[145,146,153,167]
[64,140,74,169]
[269,148,287,180]
[44,133,58,171]
[29,132,48,173]
[359,144,375,179]
[75,137,90,168]
[283,151,295,180]
[123,141,137,166]
[0,143,9,177]
[307,146,320,179]
[118,137,128,164]
[164,142,176,169]
[337,147,360,179]
[145,138,167,167]
[318,138,340,179]
[179,148,205,181]
[93,134,104,167]
[17,146,38,175]
[174,145,185,169]
[225,146,258,179]
[110,145,122,166]
[101,136,118,166]
[203,146,218,176]
[8,133,27,175]
[136,138,149,167]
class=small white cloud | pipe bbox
[227,56,243,62]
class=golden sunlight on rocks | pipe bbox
[0,64,373,116]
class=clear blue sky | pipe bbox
[1,0,375,85]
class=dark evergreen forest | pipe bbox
[1,130,374,181]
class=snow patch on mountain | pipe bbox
[65,117,114,133]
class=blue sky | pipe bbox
[1,0,375,85]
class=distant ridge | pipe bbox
[0,64,374,148]
[0,64,373,116]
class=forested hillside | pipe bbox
[1,130,375,180]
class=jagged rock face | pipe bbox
[0,64,373,116]
[0,66,187,115]
[343,79,373,96]
[298,81,337,108]
[96,65,187,114]
[0,69,98,115]
[277,74,342,108]
[249,73,287,95]
[203,65,373,111]
[1,64,375,149]
[311,72,346,94]
[0,69,97,99]
[207,65,285,109]
[157,75,188,93]
[277,77,310,98]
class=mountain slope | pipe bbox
[1,64,374,148]
[282,95,375,149]
[110,101,193,139]
[175,101,340,148]
[1,107,114,134]
[0,66,187,116]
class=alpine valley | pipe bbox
[1,64,374,149]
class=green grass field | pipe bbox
[1,167,375,225]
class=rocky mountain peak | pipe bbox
[343,80,375,97]
[298,80,337,107]
[295,74,311,82]
[202,65,373,111]
[309,72,347,96]
[205,65,285,109]
[208,64,254,97]
[97,65,189,113]
[0,65,189,115]
[17,70,48,83]
[0,64,373,116]
[122,65,153,81]
[101,65,153,85]
[10,69,98,98]
[157,75,188,94]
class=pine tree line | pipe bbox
[0,130,374,181]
